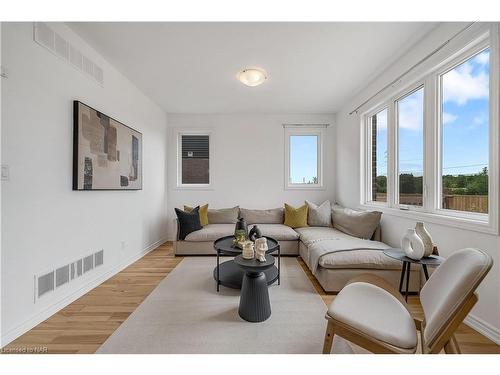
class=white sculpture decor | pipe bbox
[242,241,254,260]
[401,228,425,260]
[254,237,268,262]
[415,222,433,257]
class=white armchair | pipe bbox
[322,248,493,354]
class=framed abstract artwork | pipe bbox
[73,101,142,190]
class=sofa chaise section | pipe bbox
[296,227,421,292]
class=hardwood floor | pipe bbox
[2,242,182,354]
[2,242,498,354]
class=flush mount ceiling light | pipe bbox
[237,68,268,87]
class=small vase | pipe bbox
[401,228,425,260]
[248,225,262,242]
[415,222,433,257]
[242,241,254,259]
[234,217,248,239]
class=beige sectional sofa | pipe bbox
[174,206,420,292]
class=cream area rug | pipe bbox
[97,257,362,354]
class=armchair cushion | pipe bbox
[328,281,417,349]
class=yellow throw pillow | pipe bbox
[284,203,308,228]
[184,204,209,226]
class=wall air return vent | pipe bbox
[56,265,70,288]
[94,250,104,267]
[37,271,55,298]
[83,255,94,273]
[34,250,104,301]
[33,22,104,86]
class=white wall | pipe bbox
[1,23,168,345]
[335,22,500,342]
[166,113,335,239]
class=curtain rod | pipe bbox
[282,123,330,128]
[349,22,476,116]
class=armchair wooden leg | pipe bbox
[323,320,335,354]
[444,334,461,354]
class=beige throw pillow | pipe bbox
[207,206,240,224]
[306,200,332,227]
[332,205,381,240]
[240,208,284,224]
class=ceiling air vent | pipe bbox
[33,22,104,86]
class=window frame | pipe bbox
[284,125,326,190]
[176,129,213,190]
[360,25,499,235]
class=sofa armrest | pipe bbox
[174,218,180,241]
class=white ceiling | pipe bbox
[69,22,438,114]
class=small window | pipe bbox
[397,87,424,207]
[368,108,388,202]
[440,49,490,214]
[177,132,211,187]
[285,126,325,189]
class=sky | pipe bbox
[374,48,490,177]
[290,135,318,183]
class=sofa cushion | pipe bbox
[332,205,381,240]
[184,224,234,242]
[306,200,332,227]
[175,206,202,240]
[207,206,239,224]
[319,249,399,270]
[295,226,350,245]
[240,208,284,224]
[257,224,300,241]
[284,203,308,228]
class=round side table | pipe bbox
[234,254,275,323]
[383,248,444,301]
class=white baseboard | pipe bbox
[464,314,500,345]
[1,237,168,347]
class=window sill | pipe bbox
[285,184,326,191]
[175,185,214,191]
[359,203,498,236]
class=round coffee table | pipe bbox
[383,248,445,301]
[234,254,275,322]
[213,235,280,292]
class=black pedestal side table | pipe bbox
[234,254,275,323]
[213,235,280,292]
[383,248,445,302]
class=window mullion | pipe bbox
[387,101,397,209]
[424,75,438,212]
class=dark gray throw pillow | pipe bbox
[175,206,202,240]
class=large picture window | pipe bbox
[361,30,497,233]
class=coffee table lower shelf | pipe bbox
[213,260,279,289]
